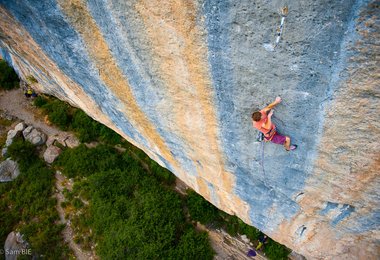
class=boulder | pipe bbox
[45,135,56,147]
[22,126,34,138]
[5,129,21,147]
[65,135,80,148]
[46,134,66,147]
[24,128,47,146]
[2,148,7,157]
[7,129,19,139]
[0,158,20,182]
[240,235,250,243]
[4,231,31,260]
[43,145,61,164]
[14,122,26,132]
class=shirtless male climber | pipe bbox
[252,97,297,151]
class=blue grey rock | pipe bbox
[14,122,26,132]
[22,126,33,138]
[0,158,20,182]
[5,129,21,147]
[22,127,46,146]
[4,232,31,260]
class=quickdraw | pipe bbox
[274,6,288,48]
[263,6,289,52]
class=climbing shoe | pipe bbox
[286,144,297,151]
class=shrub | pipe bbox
[72,198,83,209]
[56,145,215,259]
[71,110,98,142]
[263,238,291,260]
[0,60,19,90]
[61,201,68,208]
[149,160,176,185]
[98,124,122,145]
[31,95,124,144]
[0,117,13,127]
[171,227,214,260]
[54,144,124,178]
[7,138,37,169]
[86,169,214,259]
[33,96,48,107]
[186,190,220,225]
[42,99,71,130]
[237,218,261,241]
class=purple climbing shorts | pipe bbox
[266,132,286,145]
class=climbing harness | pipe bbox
[263,6,288,52]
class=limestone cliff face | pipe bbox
[0,0,378,258]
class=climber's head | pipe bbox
[252,111,262,122]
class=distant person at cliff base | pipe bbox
[24,87,37,98]
[252,97,297,151]
[24,87,33,98]
[256,234,268,250]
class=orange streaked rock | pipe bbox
[0,6,121,143]
[57,0,182,176]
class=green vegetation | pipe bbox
[0,116,13,152]
[40,99,71,130]
[33,96,48,108]
[55,144,214,259]
[186,190,220,225]
[55,144,125,178]
[71,109,122,144]
[56,141,289,259]
[263,238,291,260]
[0,60,19,90]
[0,116,13,127]
[33,96,122,144]
[0,138,70,259]
[33,95,48,108]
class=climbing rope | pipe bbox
[260,139,265,176]
[259,138,275,194]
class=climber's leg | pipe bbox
[271,133,297,151]
[284,136,291,150]
[284,136,297,151]
[270,132,286,146]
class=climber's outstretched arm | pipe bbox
[263,97,282,112]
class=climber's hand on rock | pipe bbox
[268,109,274,117]
[275,97,282,103]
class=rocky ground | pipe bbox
[0,88,95,259]
[0,88,58,136]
